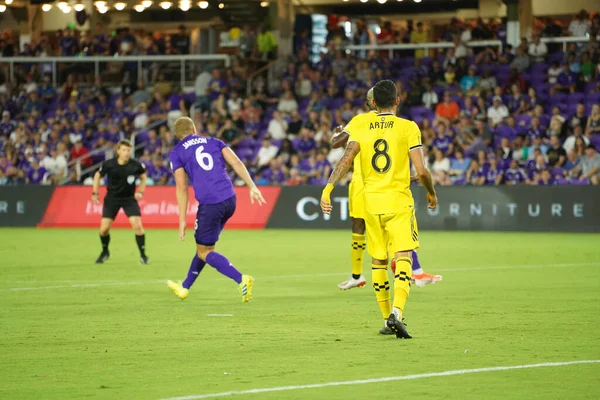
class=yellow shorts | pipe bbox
[348,180,364,220]
[365,206,420,260]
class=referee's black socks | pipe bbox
[135,234,146,257]
[100,234,110,253]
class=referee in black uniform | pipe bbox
[92,139,150,264]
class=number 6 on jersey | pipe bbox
[195,145,214,171]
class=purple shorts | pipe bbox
[194,195,236,246]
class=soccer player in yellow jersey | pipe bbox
[321,80,438,339]
[333,89,442,293]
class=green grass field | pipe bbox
[1,228,599,400]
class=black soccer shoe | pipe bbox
[139,256,151,265]
[379,326,395,335]
[379,318,407,335]
[387,313,413,339]
[95,251,110,264]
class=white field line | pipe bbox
[205,314,234,317]
[0,280,165,292]
[1,262,598,292]
[159,360,600,400]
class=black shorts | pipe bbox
[102,197,141,220]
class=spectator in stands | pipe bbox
[431,148,451,185]
[511,47,531,73]
[576,144,600,184]
[278,90,299,115]
[568,10,591,37]
[547,135,567,167]
[460,65,479,95]
[421,83,438,109]
[528,33,548,62]
[585,104,600,136]
[267,111,288,140]
[411,22,428,59]
[41,148,67,183]
[435,93,460,124]
[487,96,509,127]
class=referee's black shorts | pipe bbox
[102,196,141,220]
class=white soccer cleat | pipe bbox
[338,275,367,290]
[413,273,443,288]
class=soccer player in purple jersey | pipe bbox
[166,117,266,303]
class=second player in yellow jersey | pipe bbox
[321,79,438,339]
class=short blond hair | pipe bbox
[174,117,196,139]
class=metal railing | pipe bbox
[0,54,231,87]
[541,35,600,52]
[342,40,503,58]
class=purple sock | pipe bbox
[182,255,206,289]
[411,251,422,272]
[205,252,243,284]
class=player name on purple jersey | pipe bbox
[169,134,235,205]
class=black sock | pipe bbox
[352,274,361,280]
[135,234,146,257]
[100,234,110,253]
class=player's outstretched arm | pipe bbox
[330,126,348,149]
[409,147,438,209]
[222,147,266,205]
[173,168,189,241]
[321,141,360,215]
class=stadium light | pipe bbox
[180,1,190,10]
[0,5,5,12]
[260,1,267,7]
[198,0,208,8]
[159,1,172,8]
[57,1,68,8]
[94,0,107,6]
[360,0,368,3]
[377,0,387,3]
[413,0,422,2]
[142,0,152,6]
[42,3,52,11]
[114,2,126,9]
[5,0,13,4]
[218,2,224,8]
[97,5,108,12]
[61,5,72,12]
[74,2,85,11]
[134,3,144,11]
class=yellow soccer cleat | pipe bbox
[167,280,189,300]
[239,275,254,303]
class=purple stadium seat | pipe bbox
[590,134,600,149]
[555,178,569,185]
[568,93,585,104]
[547,52,564,64]
[586,92,600,103]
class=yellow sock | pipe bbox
[393,257,412,313]
[351,233,366,276]
[372,264,391,320]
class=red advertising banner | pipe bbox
[39,186,281,229]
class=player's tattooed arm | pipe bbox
[328,141,360,186]
[321,141,360,215]
[330,126,349,149]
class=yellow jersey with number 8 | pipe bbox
[345,112,422,215]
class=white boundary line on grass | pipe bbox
[1,262,598,292]
[160,360,600,400]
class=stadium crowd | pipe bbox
[1,10,600,186]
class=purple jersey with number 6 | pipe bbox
[169,134,235,205]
